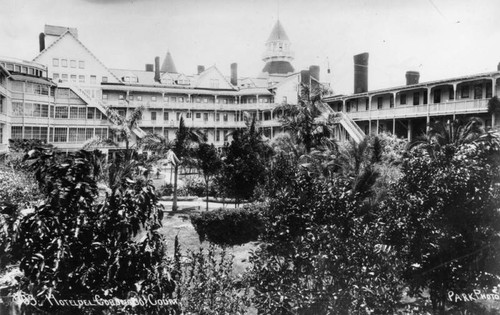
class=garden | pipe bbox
[1,94,500,314]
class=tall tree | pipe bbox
[277,83,335,154]
[193,142,222,211]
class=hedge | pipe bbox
[190,204,266,246]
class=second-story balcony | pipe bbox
[103,100,278,112]
[346,98,489,121]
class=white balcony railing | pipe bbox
[347,98,488,120]
[102,100,277,111]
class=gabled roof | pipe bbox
[33,30,121,83]
[161,51,177,73]
[267,20,290,42]
[194,65,236,90]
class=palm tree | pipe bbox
[106,106,145,151]
[409,118,485,158]
[277,83,335,154]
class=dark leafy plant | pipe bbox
[10,149,179,314]
[192,143,222,210]
[190,204,265,246]
[179,245,251,314]
[250,170,405,315]
[384,131,500,315]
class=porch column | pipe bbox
[368,95,372,135]
[407,119,413,141]
[426,87,432,133]
[342,99,346,112]
[393,118,396,135]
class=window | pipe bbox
[400,94,407,105]
[223,113,228,122]
[151,96,157,102]
[61,59,68,67]
[171,97,177,102]
[86,129,94,140]
[61,74,68,82]
[186,112,192,119]
[70,60,76,68]
[203,98,208,103]
[55,106,69,119]
[461,85,469,99]
[486,85,492,98]
[136,96,142,101]
[195,113,201,119]
[78,107,86,119]
[118,94,125,100]
[54,128,68,142]
[53,73,60,81]
[90,75,97,84]
[70,107,78,119]
[79,61,85,69]
[216,130,220,142]
[163,111,169,121]
[14,65,20,72]
[203,113,208,121]
[102,94,108,100]
[176,112,181,121]
[87,108,95,119]
[196,98,201,103]
[102,76,108,83]
[150,111,156,121]
[79,75,85,83]
[70,75,77,83]
[413,92,420,105]
[215,113,220,121]
[25,103,33,117]
[390,96,394,108]
[12,102,23,116]
[53,59,59,67]
[377,97,383,109]
[11,126,23,139]
[179,97,184,103]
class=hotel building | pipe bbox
[324,53,500,141]
[1,21,321,154]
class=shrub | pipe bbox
[184,176,206,196]
[179,245,251,314]
[190,204,265,246]
[10,149,179,314]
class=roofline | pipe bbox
[33,30,122,83]
[325,70,500,101]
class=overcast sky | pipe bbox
[1,0,499,94]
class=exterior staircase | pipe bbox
[315,100,365,144]
[64,83,147,139]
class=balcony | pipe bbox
[10,116,110,126]
[347,98,489,121]
[103,100,277,111]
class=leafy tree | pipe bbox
[10,149,178,314]
[106,106,144,151]
[384,131,500,314]
[220,116,272,205]
[192,142,222,211]
[250,170,405,314]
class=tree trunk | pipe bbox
[205,177,209,211]
[172,164,178,212]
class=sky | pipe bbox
[0,0,499,94]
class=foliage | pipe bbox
[0,167,41,271]
[219,117,272,204]
[384,132,500,314]
[487,96,500,115]
[192,143,222,210]
[10,149,178,314]
[190,204,265,246]
[179,245,251,314]
[277,83,335,154]
[250,171,405,314]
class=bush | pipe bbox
[179,245,251,314]
[184,176,206,196]
[190,204,265,246]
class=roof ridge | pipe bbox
[33,31,122,83]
